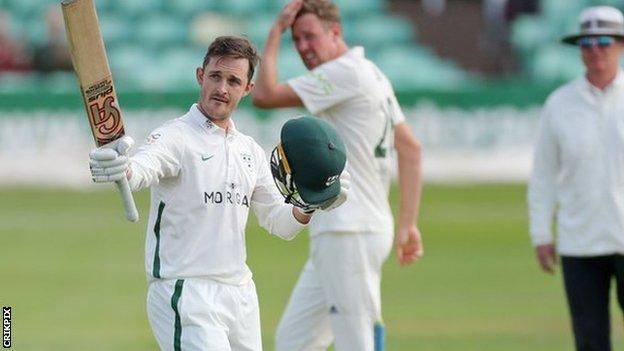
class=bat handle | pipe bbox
[115,177,139,222]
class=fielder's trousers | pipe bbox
[275,231,392,351]
[561,255,624,351]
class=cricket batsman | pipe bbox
[87,36,349,351]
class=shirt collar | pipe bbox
[311,47,364,72]
[344,46,364,60]
[187,103,239,136]
[581,69,624,94]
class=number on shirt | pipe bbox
[375,97,394,158]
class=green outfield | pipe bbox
[0,184,622,350]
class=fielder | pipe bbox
[88,36,348,351]
[528,6,624,351]
[252,1,424,350]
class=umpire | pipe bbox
[528,6,624,351]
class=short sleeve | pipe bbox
[386,91,406,126]
[287,62,358,115]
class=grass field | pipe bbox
[1,183,622,350]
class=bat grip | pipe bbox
[115,177,139,222]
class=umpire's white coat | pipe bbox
[528,70,624,256]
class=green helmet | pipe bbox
[270,116,347,209]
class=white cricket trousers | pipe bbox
[147,277,262,351]
[275,231,393,351]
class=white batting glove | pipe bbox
[317,168,350,212]
[89,136,134,183]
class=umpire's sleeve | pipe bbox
[527,107,558,246]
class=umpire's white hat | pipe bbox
[562,6,624,45]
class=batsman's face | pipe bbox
[196,56,254,123]
[292,13,342,69]
[581,38,624,76]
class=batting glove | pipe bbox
[318,168,350,212]
[89,136,134,183]
[299,169,350,214]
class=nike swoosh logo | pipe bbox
[201,155,214,161]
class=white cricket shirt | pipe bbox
[128,104,305,285]
[528,71,624,256]
[288,47,406,235]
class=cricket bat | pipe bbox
[61,0,139,222]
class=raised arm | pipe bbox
[127,127,184,191]
[252,0,303,108]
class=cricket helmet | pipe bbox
[270,116,346,208]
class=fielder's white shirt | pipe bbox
[288,47,406,235]
[528,70,624,256]
[128,104,305,285]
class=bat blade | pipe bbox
[62,0,139,222]
[62,0,125,147]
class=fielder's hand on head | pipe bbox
[275,0,303,33]
[89,136,134,183]
[397,224,423,266]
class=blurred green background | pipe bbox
[3,0,624,350]
[2,184,621,350]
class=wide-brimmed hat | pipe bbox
[561,6,624,45]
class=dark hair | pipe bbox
[295,0,341,25]
[202,36,259,83]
